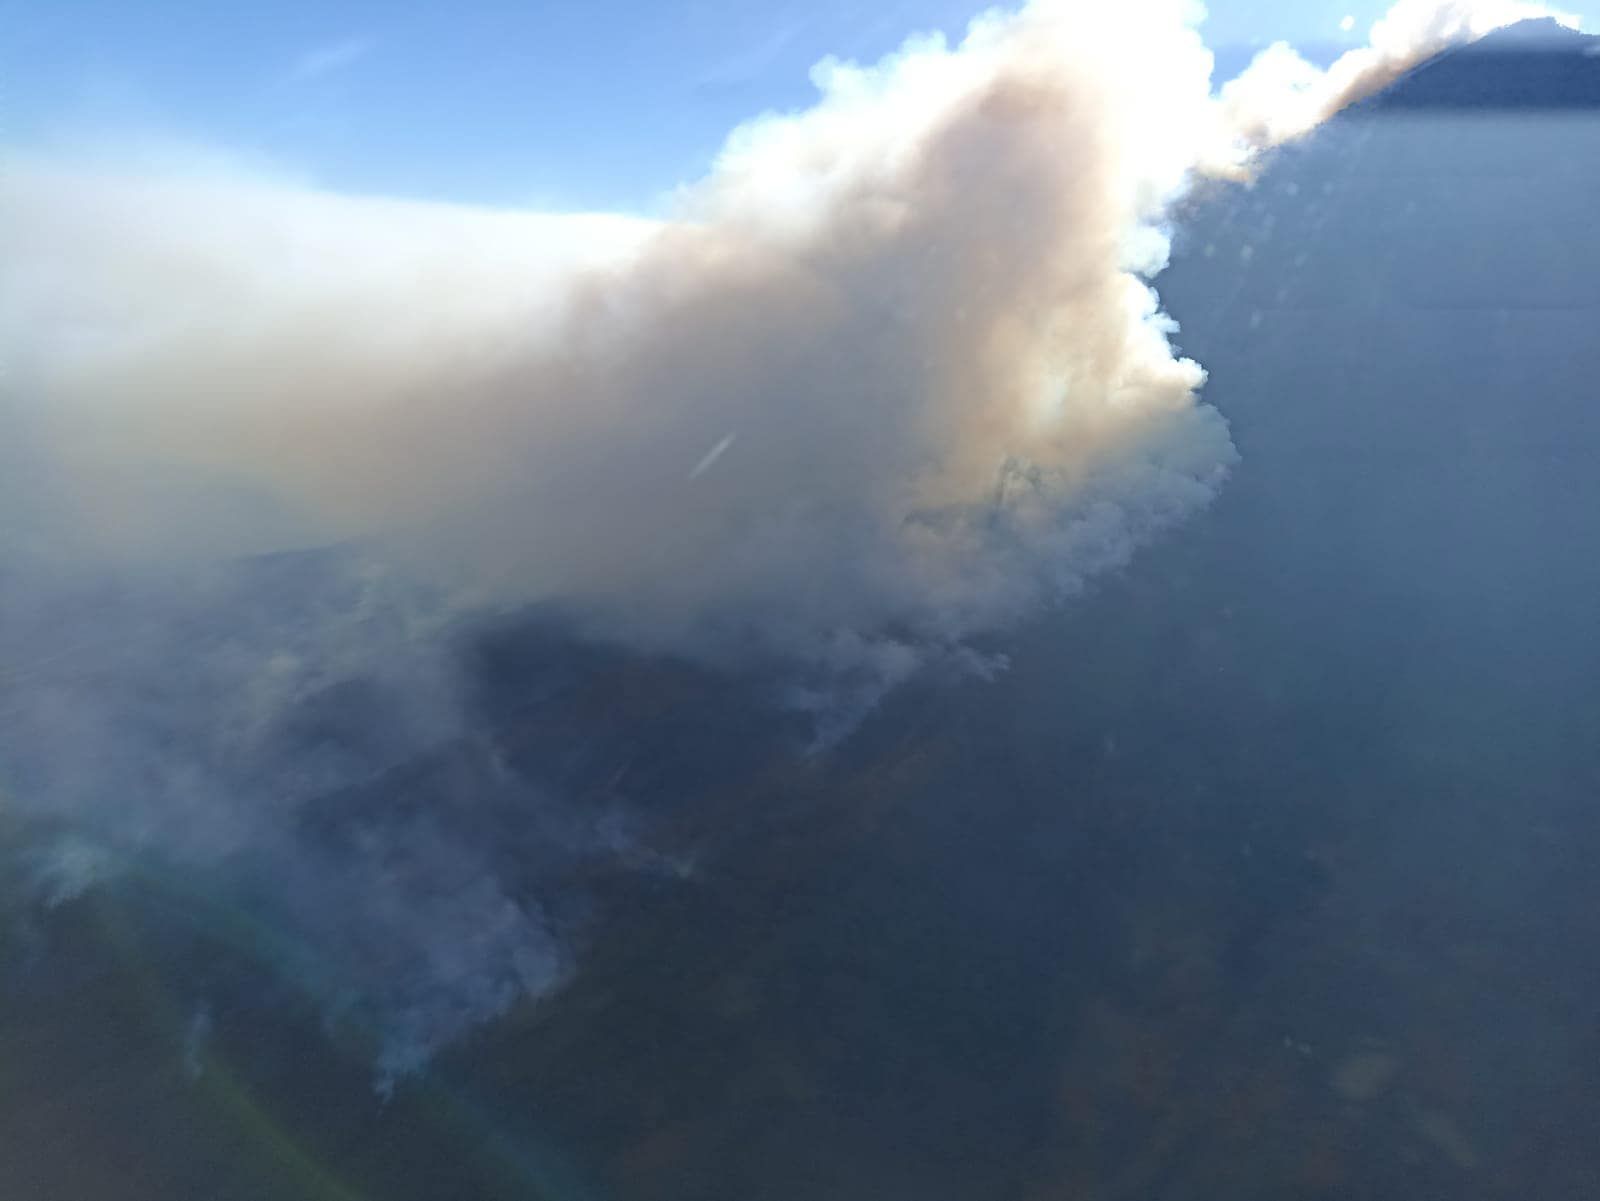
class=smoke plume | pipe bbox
[0,0,1576,1082]
[5,2,1239,680]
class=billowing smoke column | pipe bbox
[0,0,1579,1083]
[5,1,1237,688]
[7,0,1579,677]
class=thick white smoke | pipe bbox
[4,1,1238,687]
[7,0,1575,675]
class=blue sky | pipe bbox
[5,0,1592,210]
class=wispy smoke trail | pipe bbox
[1220,0,1582,149]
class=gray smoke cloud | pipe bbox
[0,0,1572,1084]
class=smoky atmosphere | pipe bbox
[2,1,1600,1198]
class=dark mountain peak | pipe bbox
[1364,18,1600,110]
[1464,16,1591,52]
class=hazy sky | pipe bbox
[12,0,1584,210]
